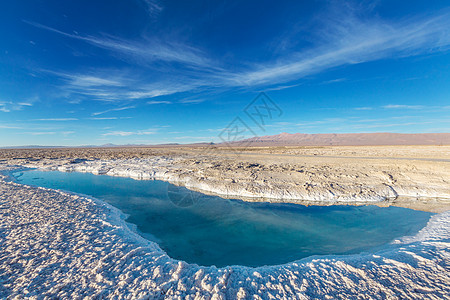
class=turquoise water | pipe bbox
[13,170,433,267]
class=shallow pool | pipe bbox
[13,170,433,267]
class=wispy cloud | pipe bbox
[353,104,450,111]
[33,118,78,121]
[24,21,212,68]
[0,101,33,113]
[88,116,133,120]
[221,10,450,86]
[89,117,117,120]
[102,128,158,136]
[92,106,135,116]
[296,118,347,126]
[383,104,424,109]
[125,81,202,100]
[0,125,24,129]
[23,5,450,105]
[349,121,433,129]
[127,89,180,99]
[24,132,57,135]
[178,98,205,104]
[147,100,172,105]
[38,69,130,102]
[41,68,197,102]
[18,102,33,106]
[173,136,216,141]
[321,78,346,85]
[262,83,303,92]
[290,114,449,133]
[141,0,163,16]
[48,71,125,87]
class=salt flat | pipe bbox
[0,145,449,298]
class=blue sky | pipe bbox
[0,0,449,146]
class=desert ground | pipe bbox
[2,145,449,212]
[0,145,449,298]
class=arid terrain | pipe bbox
[2,144,449,212]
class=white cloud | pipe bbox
[63,74,124,87]
[126,82,197,99]
[33,118,78,121]
[18,102,33,106]
[68,99,82,104]
[383,104,424,109]
[25,21,211,68]
[24,132,57,135]
[92,106,135,116]
[321,78,346,84]
[0,101,33,113]
[0,125,23,129]
[40,70,125,88]
[262,83,303,92]
[349,121,433,129]
[296,118,347,126]
[128,90,176,99]
[173,136,216,141]
[88,116,133,120]
[147,100,172,105]
[141,0,163,15]
[178,98,205,104]
[23,6,450,102]
[102,128,158,136]
[89,117,118,120]
[43,68,196,102]
[102,131,134,137]
[220,11,450,86]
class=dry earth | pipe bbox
[2,145,449,212]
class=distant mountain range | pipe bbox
[237,132,450,146]
[2,133,449,149]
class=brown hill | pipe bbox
[237,132,450,146]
